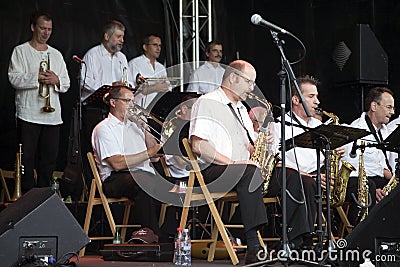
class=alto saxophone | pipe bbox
[11,144,23,201]
[382,174,398,194]
[248,93,279,194]
[354,141,370,222]
[318,108,355,207]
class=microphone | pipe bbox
[349,141,358,158]
[72,55,85,64]
[250,14,288,34]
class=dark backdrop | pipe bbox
[0,0,399,172]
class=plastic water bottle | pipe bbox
[51,176,61,197]
[173,228,183,265]
[113,227,122,244]
[181,228,191,266]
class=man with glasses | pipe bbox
[189,60,268,264]
[342,87,395,225]
[129,34,169,108]
[187,41,225,94]
[92,85,163,238]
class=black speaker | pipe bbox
[0,188,90,267]
[341,185,400,267]
[332,24,388,85]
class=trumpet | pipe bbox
[11,144,23,201]
[38,53,55,113]
[135,73,181,86]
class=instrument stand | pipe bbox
[246,31,325,267]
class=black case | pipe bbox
[100,243,174,262]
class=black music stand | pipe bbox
[383,125,400,153]
[284,124,369,256]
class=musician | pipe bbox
[387,115,400,171]
[129,34,169,108]
[92,86,163,237]
[8,11,70,192]
[342,87,395,225]
[187,41,225,94]
[270,75,335,250]
[189,60,267,264]
[80,20,132,101]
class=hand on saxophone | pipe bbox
[376,188,386,202]
[334,146,346,158]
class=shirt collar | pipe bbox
[100,43,122,59]
[107,113,125,126]
[216,87,246,110]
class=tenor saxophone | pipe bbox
[11,144,23,201]
[318,108,356,207]
[248,93,279,194]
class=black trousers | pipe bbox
[266,167,317,241]
[201,163,268,233]
[102,170,161,235]
[17,118,60,192]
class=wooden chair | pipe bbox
[79,152,140,256]
[179,138,268,265]
[0,169,14,202]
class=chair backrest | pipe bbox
[86,152,106,197]
[0,169,14,201]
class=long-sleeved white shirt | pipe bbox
[186,61,225,94]
[8,42,70,125]
[80,44,132,101]
[129,55,167,108]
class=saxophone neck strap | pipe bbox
[227,103,254,147]
[365,114,392,173]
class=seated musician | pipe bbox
[91,86,163,239]
[189,60,268,264]
[270,75,345,250]
[342,87,395,226]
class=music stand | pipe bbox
[383,125,400,153]
[284,124,369,256]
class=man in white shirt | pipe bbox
[8,11,70,192]
[189,60,267,264]
[387,115,400,171]
[270,75,333,249]
[80,20,132,102]
[187,41,225,94]
[129,34,169,109]
[342,87,395,225]
[92,86,163,236]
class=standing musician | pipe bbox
[8,11,70,192]
[342,87,395,225]
[189,60,268,264]
[129,34,169,109]
[270,75,345,249]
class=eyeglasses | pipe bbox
[377,102,395,111]
[234,72,256,87]
[113,98,134,104]
[147,43,162,48]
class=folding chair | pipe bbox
[79,152,140,256]
[179,138,267,265]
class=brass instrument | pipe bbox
[318,108,356,207]
[355,141,370,222]
[248,93,279,194]
[120,61,130,87]
[382,174,398,194]
[38,53,55,113]
[135,73,181,87]
[11,144,23,201]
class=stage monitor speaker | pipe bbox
[332,24,388,86]
[341,184,400,267]
[0,188,90,267]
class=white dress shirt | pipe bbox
[129,55,168,108]
[8,42,70,125]
[272,113,324,174]
[342,112,390,177]
[92,113,155,181]
[186,61,225,94]
[80,44,131,101]
[189,87,254,162]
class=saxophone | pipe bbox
[319,108,355,207]
[355,141,370,222]
[382,174,398,194]
[248,93,279,194]
[11,144,23,201]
